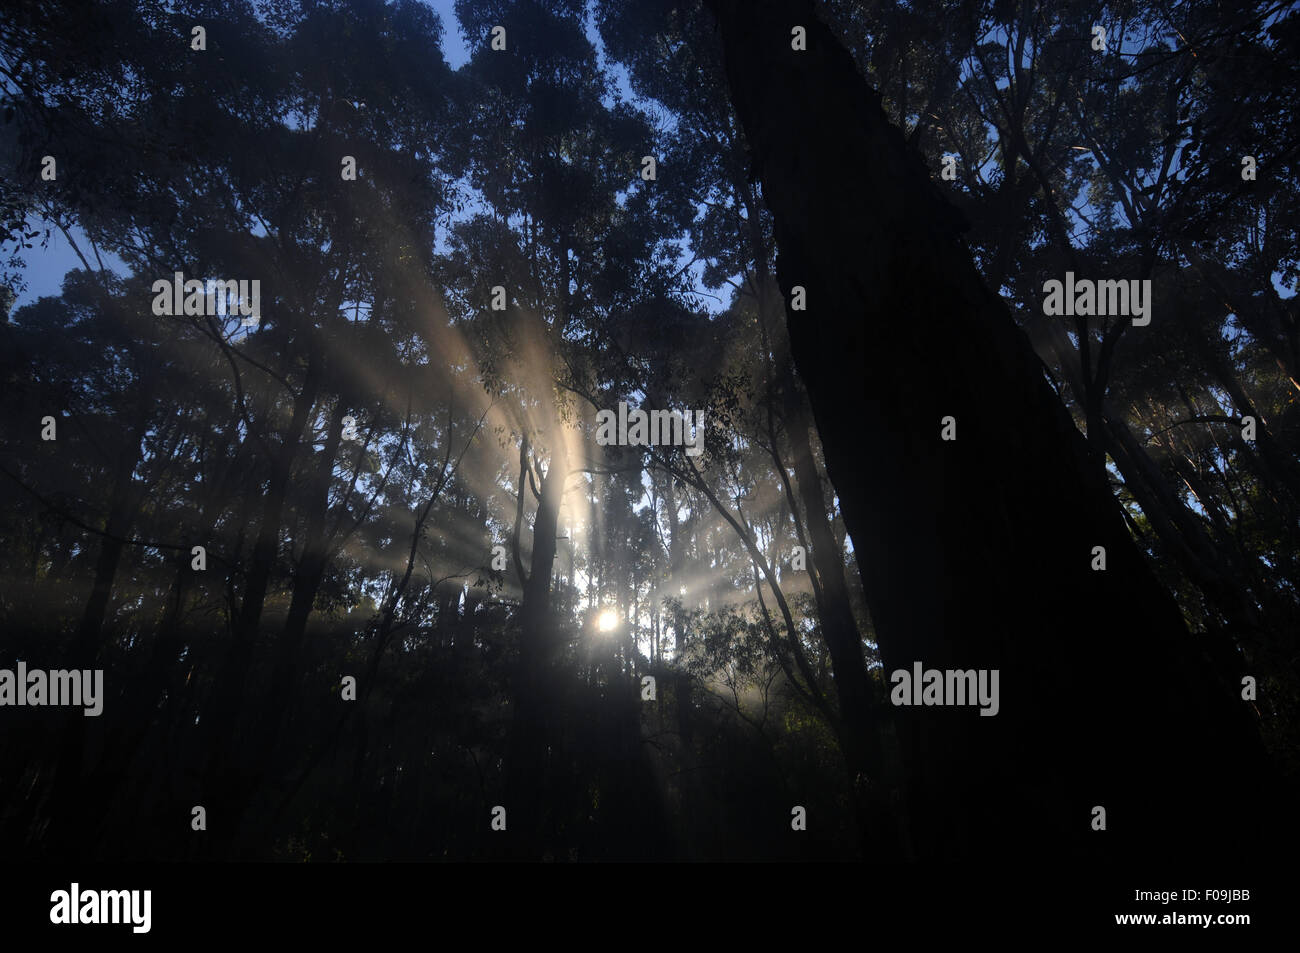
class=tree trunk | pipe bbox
[703,0,1280,862]
[243,397,348,821]
[42,400,148,858]
[505,435,570,858]
[783,382,899,857]
[197,349,324,857]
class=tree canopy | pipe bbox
[0,0,1294,865]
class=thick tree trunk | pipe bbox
[704,0,1281,862]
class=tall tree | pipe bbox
[701,0,1281,862]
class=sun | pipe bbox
[596,609,618,632]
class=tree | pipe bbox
[701,0,1281,862]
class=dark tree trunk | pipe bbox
[242,397,348,822]
[505,436,569,858]
[42,402,147,858]
[81,420,255,854]
[81,554,190,855]
[703,0,1281,863]
[197,349,324,857]
[783,383,899,857]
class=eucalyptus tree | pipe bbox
[698,0,1281,863]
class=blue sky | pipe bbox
[13,0,470,311]
[11,0,661,313]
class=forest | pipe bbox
[0,0,1296,866]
